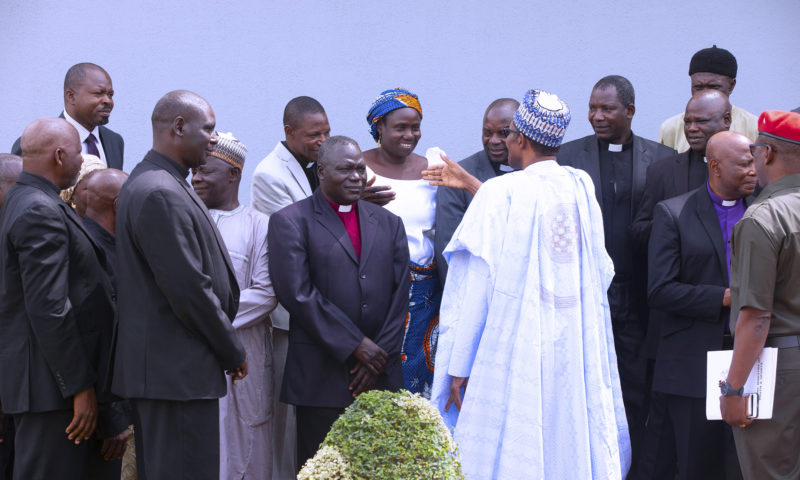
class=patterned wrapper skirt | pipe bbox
[401,261,442,398]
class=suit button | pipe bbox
[360,274,366,279]
[361,303,367,309]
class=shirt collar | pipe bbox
[754,173,800,203]
[63,110,97,143]
[323,195,356,213]
[706,182,742,208]
[209,204,245,218]
[145,149,190,180]
[16,171,62,197]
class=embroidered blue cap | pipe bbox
[513,89,571,148]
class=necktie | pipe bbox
[85,133,100,157]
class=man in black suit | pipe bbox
[11,63,124,170]
[268,136,409,470]
[112,90,247,479]
[0,118,126,479]
[434,98,518,283]
[630,90,732,250]
[639,131,755,479]
[558,75,675,466]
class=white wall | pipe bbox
[2,0,798,205]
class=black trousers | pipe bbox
[637,392,742,480]
[607,279,647,471]
[12,409,121,480]
[295,405,344,473]
[131,398,219,480]
[0,415,13,480]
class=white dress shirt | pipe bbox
[63,110,108,166]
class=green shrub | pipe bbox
[298,390,464,480]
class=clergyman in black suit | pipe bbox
[0,118,126,479]
[11,63,124,170]
[557,75,675,466]
[268,136,410,470]
[434,98,519,284]
[112,91,247,479]
[638,131,755,479]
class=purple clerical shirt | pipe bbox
[706,183,747,281]
[325,197,361,259]
[706,183,746,334]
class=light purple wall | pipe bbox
[2,1,798,205]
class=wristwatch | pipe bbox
[719,380,744,396]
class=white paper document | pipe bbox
[706,347,778,420]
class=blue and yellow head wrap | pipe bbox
[366,88,422,142]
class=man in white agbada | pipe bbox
[192,132,278,480]
[431,90,631,479]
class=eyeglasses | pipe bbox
[500,127,521,138]
[749,143,775,156]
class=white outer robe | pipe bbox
[211,205,278,480]
[431,160,631,480]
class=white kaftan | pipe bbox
[430,160,631,480]
[211,205,278,480]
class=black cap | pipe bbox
[689,45,737,78]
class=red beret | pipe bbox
[758,110,800,145]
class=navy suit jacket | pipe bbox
[648,187,751,397]
[268,189,410,408]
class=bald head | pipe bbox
[484,98,519,118]
[152,90,212,130]
[683,90,732,154]
[151,90,217,169]
[84,169,128,234]
[0,154,23,209]
[19,118,84,189]
[706,131,757,200]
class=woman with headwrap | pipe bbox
[363,88,443,398]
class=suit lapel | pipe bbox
[474,151,497,183]
[695,189,728,281]
[357,202,377,265]
[59,202,105,258]
[583,138,603,205]
[175,178,236,277]
[313,191,359,265]
[281,148,313,197]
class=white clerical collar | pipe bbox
[305,161,316,169]
[338,204,352,213]
[499,164,514,172]
[62,110,97,143]
[608,143,623,152]
[703,156,707,164]
[721,199,737,207]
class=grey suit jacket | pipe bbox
[112,150,245,401]
[648,187,751,397]
[268,189,410,408]
[557,133,676,223]
[0,173,117,420]
[434,150,501,284]
[11,114,124,170]
[251,141,313,331]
